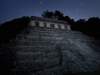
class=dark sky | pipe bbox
[0,0,100,22]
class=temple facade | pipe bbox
[1,16,100,75]
[29,16,71,30]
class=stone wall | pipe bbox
[0,26,100,75]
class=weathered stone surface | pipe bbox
[1,26,100,75]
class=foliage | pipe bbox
[71,17,100,38]
[1,10,100,43]
[42,10,54,18]
[42,10,74,25]
[0,16,31,44]
[42,10,100,39]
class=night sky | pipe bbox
[0,0,100,22]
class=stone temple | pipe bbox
[29,16,71,30]
[1,16,100,75]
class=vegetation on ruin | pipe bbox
[0,10,100,44]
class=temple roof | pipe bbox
[31,16,68,24]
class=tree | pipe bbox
[0,16,31,44]
[71,19,86,31]
[64,16,75,25]
[42,10,65,20]
[41,10,54,18]
[85,17,100,38]
[54,10,64,20]
[71,17,100,38]
[41,10,74,24]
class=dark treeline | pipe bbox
[72,18,100,39]
[0,10,100,44]
[0,16,31,44]
[42,10,100,39]
[0,16,31,74]
[42,10,74,25]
